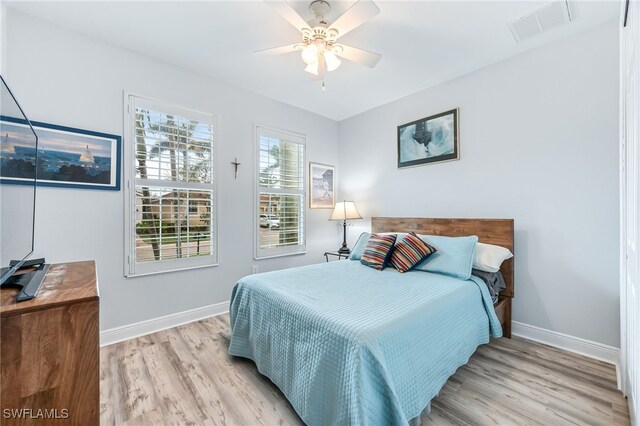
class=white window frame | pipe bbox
[124,93,219,277]
[254,125,307,259]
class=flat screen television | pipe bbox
[0,75,48,301]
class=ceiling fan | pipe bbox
[256,0,382,81]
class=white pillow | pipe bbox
[473,242,513,273]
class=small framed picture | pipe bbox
[309,162,335,209]
[397,108,459,168]
[1,117,121,190]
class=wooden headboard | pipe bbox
[371,217,515,337]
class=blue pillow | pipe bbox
[348,232,371,260]
[414,235,478,280]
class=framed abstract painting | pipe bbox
[397,108,459,168]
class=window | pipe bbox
[255,126,305,259]
[125,95,217,276]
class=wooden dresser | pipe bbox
[0,261,99,425]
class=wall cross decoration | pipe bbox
[231,158,241,179]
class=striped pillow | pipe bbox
[360,234,397,271]
[390,232,437,273]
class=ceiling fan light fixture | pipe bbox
[260,0,382,87]
[324,50,341,71]
[301,43,319,65]
[305,62,319,75]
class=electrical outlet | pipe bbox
[252,265,259,274]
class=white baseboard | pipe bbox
[100,301,229,347]
[512,321,621,387]
[629,390,638,426]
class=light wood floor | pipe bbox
[100,314,630,425]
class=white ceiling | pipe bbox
[6,1,619,121]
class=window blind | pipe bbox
[126,95,217,276]
[256,127,306,258]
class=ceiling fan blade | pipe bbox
[265,1,311,33]
[329,0,380,39]
[254,44,302,55]
[335,44,381,68]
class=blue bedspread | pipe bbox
[229,261,502,425]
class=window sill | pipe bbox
[254,251,307,261]
[125,262,219,278]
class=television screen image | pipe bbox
[0,75,48,302]
[0,76,37,284]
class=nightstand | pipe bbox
[324,251,350,262]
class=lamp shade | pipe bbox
[301,44,318,65]
[305,62,319,75]
[324,50,341,72]
[329,201,363,221]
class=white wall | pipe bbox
[0,5,6,75]
[3,10,621,348]
[338,21,620,347]
[3,10,341,330]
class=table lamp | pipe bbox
[329,201,363,254]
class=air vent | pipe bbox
[509,0,572,43]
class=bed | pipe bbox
[370,217,514,338]
[229,218,514,425]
